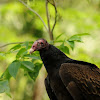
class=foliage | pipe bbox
[55,33,89,53]
[0,33,89,96]
[0,80,10,93]
[0,0,100,100]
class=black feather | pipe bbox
[38,44,100,100]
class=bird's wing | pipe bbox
[59,63,100,99]
[45,76,57,100]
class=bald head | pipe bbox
[30,39,49,54]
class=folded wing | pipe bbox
[59,63,100,100]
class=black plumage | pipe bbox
[45,76,57,100]
[30,39,100,100]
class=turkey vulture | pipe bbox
[30,39,100,100]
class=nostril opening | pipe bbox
[32,46,35,49]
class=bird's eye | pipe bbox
[37,42,40,46]
[40,42,43,44]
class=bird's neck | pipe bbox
[39,45,70,74]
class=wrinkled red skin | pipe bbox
[30,39,49,54]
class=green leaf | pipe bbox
[10,44,21,51]
[68,35,82,42]
[24,54,41,60]
[66,41,75,50]
[56,33,63,40]
[6,91,12,98]
[66,33,89,49]
[21,61,35,71]
[28,63,42,81]
[29,41,34,45]
[58,43,69,54]
[0,68,11,81]
[0,80,10,93]
[16,48,27,59]
[74,33,90,36]
[21,41,29,49]
[34,63,42,71]
[28,72,37,81]
[8,61,21,78]
[68,33,89,42]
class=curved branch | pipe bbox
[46,0,53,40]
[51,0,57,33]
[46,0,57,39]
[18,0,48,32]
[0,42,24,48]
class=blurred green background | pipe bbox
[0,0,100,100]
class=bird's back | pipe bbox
[59,63,100,100]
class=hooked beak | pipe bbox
[29,41,38,54]
[29,48,35,54]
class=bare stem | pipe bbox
[47,0,57,33]
[51,0,57,33]
[46,0,53,40]
[0,42,24,48]
[18,0,48,32]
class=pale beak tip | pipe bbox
[29,48,34,55]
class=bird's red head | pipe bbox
[30,39,49,54]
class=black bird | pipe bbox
[30,39,100,100]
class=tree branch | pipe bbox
[0,0,58,48]
[46,0,53,40]
[47,0,55,6]
[18,0,48,32]
[51,0,57,33]
[47,0,57,33]
[0,42,24,48]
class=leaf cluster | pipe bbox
[55,33,89,54]
[0,41,42,96]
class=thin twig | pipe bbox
[46,0,57,39]
[46,0,53,40]
[47,0,55,6]
[51,0,57,33]
[0,42,24,48]
[18,0,48,32]
[47,0,57,33]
